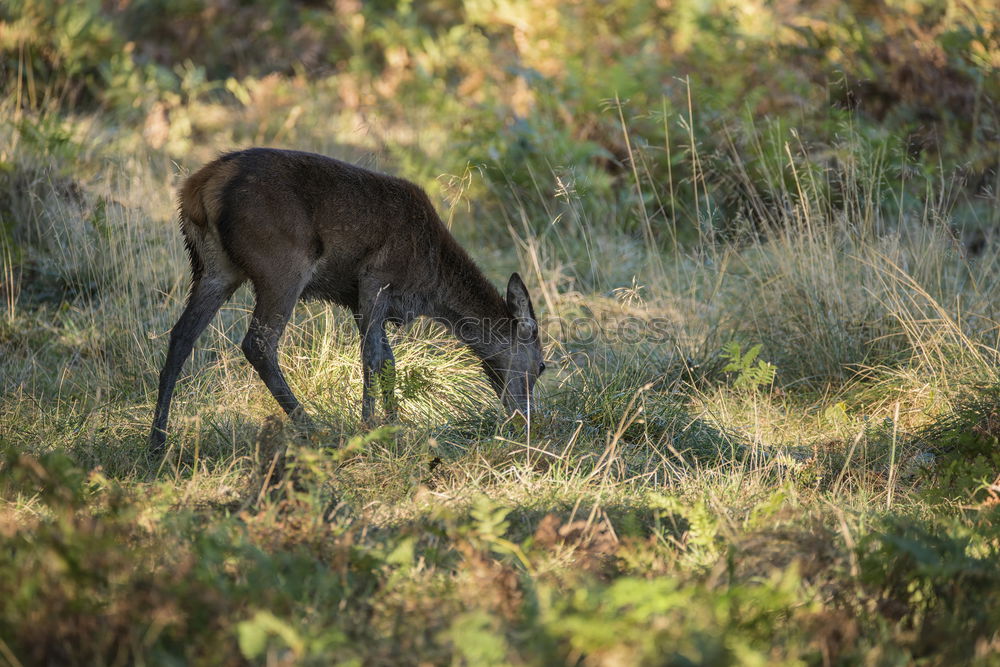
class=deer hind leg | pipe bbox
[150,275,240,452]
[242,278,309,421]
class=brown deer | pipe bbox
[150,148,545,451]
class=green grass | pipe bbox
[3,1,1000,664]
[3,114,999,664]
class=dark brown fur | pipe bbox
[150,148,543,450]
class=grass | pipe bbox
[3,1,1000,664]
[3,108,999,664]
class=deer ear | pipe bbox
[506,273,537,338]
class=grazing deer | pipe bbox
[150,148,545,451]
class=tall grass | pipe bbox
[0,99,993,498]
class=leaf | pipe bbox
[236,621,268,660]
[236,611,305,660]
[721,341,744,372]
[386,537,414,567]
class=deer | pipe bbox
[149,147,545,452]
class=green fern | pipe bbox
[721,342,777,391]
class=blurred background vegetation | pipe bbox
[3,0,998,240]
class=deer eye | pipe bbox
[538,362,546,375]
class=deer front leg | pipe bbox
[379,336,399,420]
[360,320,397,424]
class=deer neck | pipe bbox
[430,242,512,359]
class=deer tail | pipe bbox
[177,158,239,282]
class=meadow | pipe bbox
[2,1,1000,664]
